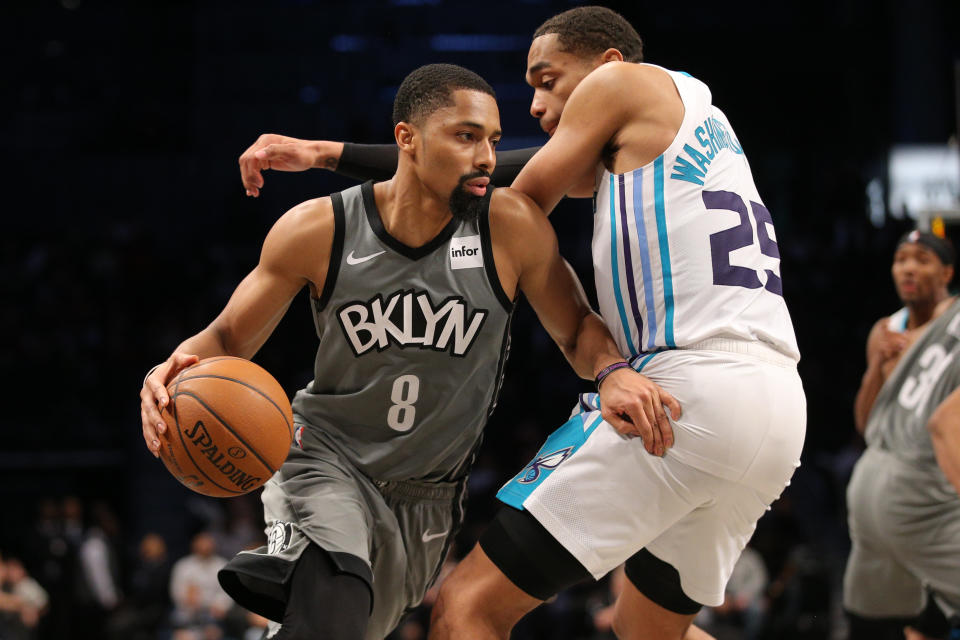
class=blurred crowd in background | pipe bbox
[0,465,843,640]
[4,0,958,638]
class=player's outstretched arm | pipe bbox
[511,62,638,214]
[139,198,335,457]
[240,134,346,197]
[239,133,540,196]
[927,386,960,494]
[490,189,677,455]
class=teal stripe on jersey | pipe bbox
[653,156,676,348]
[608,175,638,355]
[496,410,605,509]
[635,351,660,372]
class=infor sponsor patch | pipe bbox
[450,235,483,270]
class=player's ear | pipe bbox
[395,122,417,157]
[944,264,954,286]
[601,48,624,64]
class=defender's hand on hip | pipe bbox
[598,368,680,456]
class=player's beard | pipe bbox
[449,171,492,222]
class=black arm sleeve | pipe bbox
[489,147,541,185]
[335,143,543,186]
[337,144,398,182]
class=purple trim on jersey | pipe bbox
[618,174,645,344]
[608,175,638,356]
[630,168,659,350]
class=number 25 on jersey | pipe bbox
[704,190,782,296]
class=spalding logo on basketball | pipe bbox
[158,356,294,498]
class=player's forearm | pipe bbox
[853,364,885,435]
[560,311,628,381]
[336,143,541,186]
[170,325,236,362]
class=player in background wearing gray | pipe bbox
[854,230,955,436]
[846,230,960,640]
[140,64,680,640]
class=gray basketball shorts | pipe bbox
[218,425,462,640]
[844,446,960,618]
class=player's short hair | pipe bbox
[533,6,644,63]
[392,64,496,127]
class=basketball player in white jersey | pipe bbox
[425,8,805,640]
[232,7,802,638]
[853,230,954,435]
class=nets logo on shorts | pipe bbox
[519,447,574,484]
[267,522,293,555]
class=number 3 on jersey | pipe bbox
[704,190,782,295]
[388,374,420,431]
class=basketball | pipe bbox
[157,356,294,498]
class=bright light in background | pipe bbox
[888,144,960,221]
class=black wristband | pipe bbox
[595,361,632,390]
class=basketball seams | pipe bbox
[170,397,247,496]
[178,356,240,374]
[171,389,279,476]
[174,373,293,439]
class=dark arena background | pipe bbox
[4,1,959,639]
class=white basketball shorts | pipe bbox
[497,338,806,606]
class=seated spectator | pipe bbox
[169,532,232,640]
[0,551,49,640]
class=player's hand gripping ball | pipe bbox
[158,357,294,497]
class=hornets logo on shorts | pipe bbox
[518,447,574,484]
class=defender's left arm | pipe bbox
[491,189,678,455]
[927,386,960,494]
[511,63,635,214]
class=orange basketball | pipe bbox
[158,356,294,497]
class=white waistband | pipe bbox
[680,338,798,367]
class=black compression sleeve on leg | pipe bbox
[914,596,950,639]
[274,544,372,640]
[336,144,542,186]
[846,611,920,640]
[337,143,398,182]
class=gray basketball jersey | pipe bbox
[291,182,513,483]
[866,298,960,490]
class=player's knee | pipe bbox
[431,570,512,638]
[432,571,478,625]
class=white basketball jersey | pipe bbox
[593,66,800,361]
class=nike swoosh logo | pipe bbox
[346,250,386,265]
[421,530,448,543]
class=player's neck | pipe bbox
[374,175,453,248]
[906,295,946,329]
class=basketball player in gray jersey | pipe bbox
[139,64,679,640]
[845,293,960,639]
[853,230,955,436]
